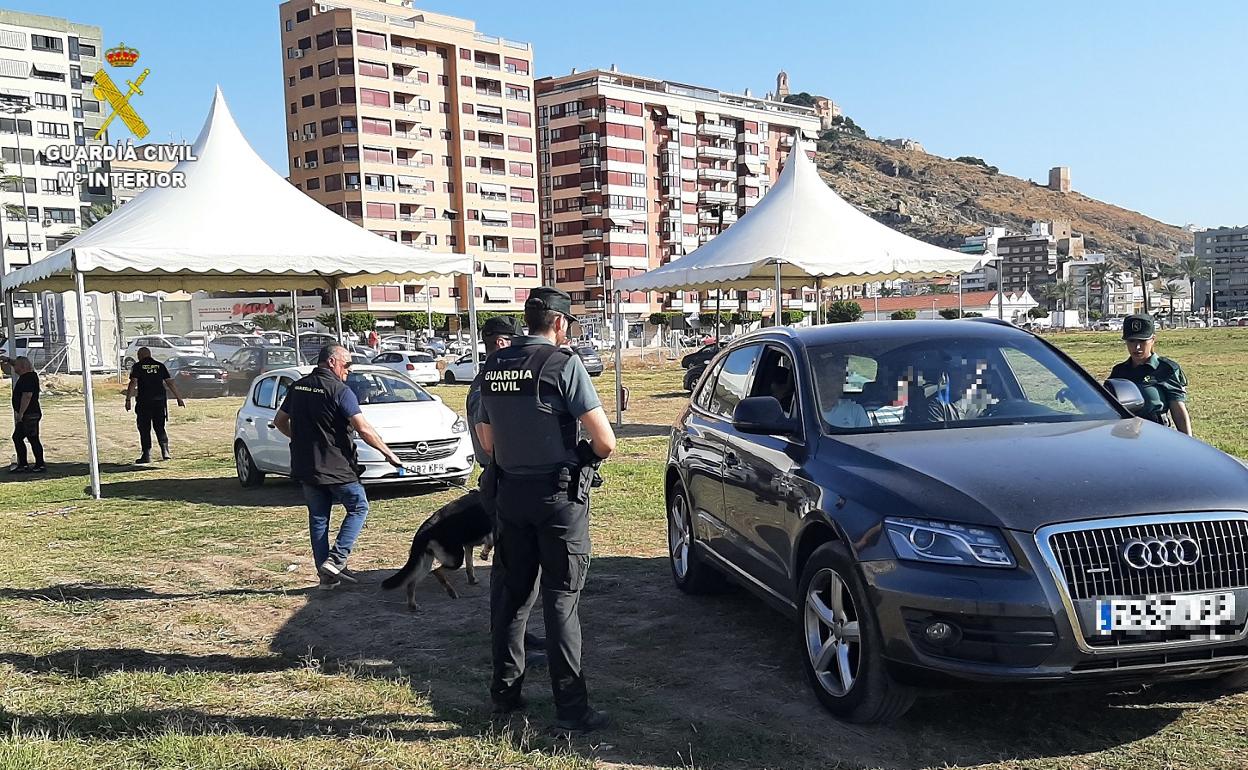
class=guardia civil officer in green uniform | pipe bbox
[477,287,616,732]
[1109,314,1192,436]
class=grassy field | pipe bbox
[1,328,1247,770]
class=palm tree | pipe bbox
[1159,282,1184,325]
[0,160,29,222]
[1086,263,1116,317]
[1041,280,1077,313]
[1178,253,1205,316]
[67,201,117,235]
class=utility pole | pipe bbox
[1136,247,1149,312]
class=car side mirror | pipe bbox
[733,396,799,437]
[1104,378,1146,414]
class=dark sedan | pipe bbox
[165,356,229,398]
[221,346,300,395]
[575,345,604,377]
[680,340,727,370]
[665,320,1248,723]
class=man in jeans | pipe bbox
[7,356,45,473]
[273,343,403,588]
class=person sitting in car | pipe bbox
[816,353,870,429]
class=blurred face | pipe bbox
[326,349,352,381]
[823,357,848,401]
[1125,336,1155,364]
[137,346,151,360]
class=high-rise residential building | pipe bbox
[1194,225,1248,314]
[278,0,541,327]
[997,223,1057,295]
[0,9,108,329]
[534,68,821,336]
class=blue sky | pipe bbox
[14,0,1245,229]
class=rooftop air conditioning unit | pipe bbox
[306,160,319,168]
[291,49,304,59]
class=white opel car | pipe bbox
[233,365,473,487]
[370,349,440,386]
[441,353,479,384]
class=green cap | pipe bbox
[525,286,576,323]
[1122,314,1156,340]
[480,316,522,341]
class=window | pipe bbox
[319,89,338,108]
[31,34,62,52]
[300,65,313,79]
[504,56,529,75]
[253,376,278,408]
[511,213,536,228]
[749,346,799,419]
[708,345,761,419]
[318,60,336,78]
[358,30,387,49]
[506,109,531,127]
[510,186,535,203]
[362,117,391,136]
[323,146,342,164]
[509,161,533,177]
[45,207,76,224]
[358,60,386,78]
[508,135,532,152]
[513,238,537,254]
[306,177,320,190]
[37,121,69,139]
[301,94,314,107]
[79,42,96,57]
[34,93,66,110]
[316,30,334,49]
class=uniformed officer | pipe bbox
[477,287,616,732]
[125,347,185,464]
[273,343,404,589]
[1109,314,1192,435]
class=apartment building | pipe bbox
[997,223,1057,295]
[534,67,821,334]
[0,9,109,329]
[278,0,541,325]
[1195,225,1248,314]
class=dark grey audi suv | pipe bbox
[665,319,1248,723]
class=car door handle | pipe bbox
[267,422,275,429]
[244,417,253,424]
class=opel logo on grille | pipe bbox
[1120,536,1201,569]
[415,442,429,456]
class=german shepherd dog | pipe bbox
[381,491,494,610]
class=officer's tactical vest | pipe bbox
[480,344,577,474]
[287,367,359,485]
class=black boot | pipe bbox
[160,442,171,461]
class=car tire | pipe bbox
[444,371,456,384]
[797,541,915,724]
[235,442,265,488]
[668,480,727,594]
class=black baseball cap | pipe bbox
[525,286,577,323]
[1122,314,1156,341]
[480,316,522,341]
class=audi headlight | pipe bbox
[451,416,468,434]
[884,517,1015,568]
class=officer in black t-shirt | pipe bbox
[478,287,616,732]
[7,356,45,473]
[125,347,185,464]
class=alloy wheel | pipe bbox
[804,567,861,697]
[236,445,252,484]
[668,492,691,580]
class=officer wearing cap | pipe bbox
[1109,314,1192,435]
[477,286,616,732]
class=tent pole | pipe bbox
[73,268,102,500]
[774,260,783,327]
[815,277,823,325]
[155,294,164,335]
[290,290,300,352]
[613,288,623,428]
[467,267,479,376]
[113,292,125,383]
[332,281,344,344]
[714,290,720,344]
[4,288,16,383]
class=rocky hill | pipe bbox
[813,135,1192,263]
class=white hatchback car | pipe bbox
[441,353,479,384]
[123,334,202,367]
[370,349,440,386]
[233,365,473,487]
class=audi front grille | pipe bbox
[1044,515,1248,601]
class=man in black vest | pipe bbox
[274,343,403,589]
[125,347,185,464]
[477,287,616,732]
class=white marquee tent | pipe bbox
[610,145,983,423]
[2,88,477,498]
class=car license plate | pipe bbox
[196,374,215,379]
[1095,592,1236,634]
[405,463,444,476]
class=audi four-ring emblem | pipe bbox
[1120,535,1201,569]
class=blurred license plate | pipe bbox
[196,374,215,379]
[1095,592,1235,634]
[406,463,444,475]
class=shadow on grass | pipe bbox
[97,477,455,506]
[613,423,673,439]
[0,707,454,742]
[3,561,1237,768]
[0,583,314,603]
[650,391,691,399]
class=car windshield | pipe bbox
[807,335,1120,434]
[263,349,299,368]
[177,357,216,367]
[167,336,194,346]
[346,370,433,404]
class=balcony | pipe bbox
[541,233,553,244]
[738,173,762,186]
[739,152,761,165]
[475,60,502,71]
[477,112,504,125]
[581,203,603,215]
[699,189,737,205]
[583,251,603,263]
[582,228,603,240]
[698,167,736,182]
[396,157,429,167]
[475,88,503,99]
[738,129,760,142]
[585,299,605,311]
[393,74,422,85]
[394,46,427,58]
[697,145,736,160]
[478,141,505,151]
[584,274,604,288]
[779,134,795,147]
[578,108,599,121]
[697,123,736,138]
[579,155,601,168]
[580,179,601,192]
[578,132,600,146]
[662,230,682,244]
